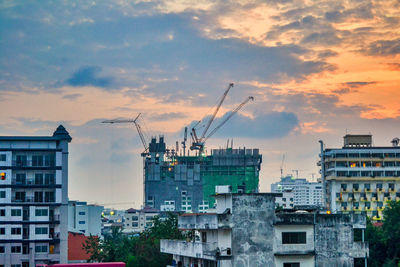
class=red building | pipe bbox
[68,231,97,263]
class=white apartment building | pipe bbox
[271,176,323,209]
[0,125,71,266]
[320,134,400,220]
[68,201,103,237]
[123,207,159,234]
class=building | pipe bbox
[320,134,400,219]
[68,231,93,263]
[68,201,104,236]
[123,206,159,234]
[101,209,125,237]
[145,136,262,212]
[271,176,323,209]
[0,125,71,265]
[160,189,369,267]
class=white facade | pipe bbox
[68,201,103,237]
[271,176,323,208]
[123,207,159,234]
[320,134,400,219]
[0,125,71,266]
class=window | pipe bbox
[0,246,4,253]
[35,173,43,185]
[78,211,86,215]
[131,216,138,221]
[132,222,138,227]
[0,191,5,198]
[32,155,43,167]
[44,191,55,202]
[34,192,43,202]
[0,154,6,161]
[284,264,300,267]
[35,209,48,216]
[45,173,55,184]
[11,228,21,235]
[11,265,21,267]
[35,245,48,253]
[79,221,85,224]
[11,246,21,253]
[35,227,48,235]
[282,232,307,244]
[0,209,5,216]
[11,209,21,216]
[0,228,5,235]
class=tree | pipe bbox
[83,212,185,267]
[366,201,400,266]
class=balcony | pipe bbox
[11,178,57,187]
[11,197,57,204]
[12,160,56,168]
[353,207,362,212]
[350,242,369,258]
[364,207,372,212]
[160,240,220,260]
[360,197,368,201]
[364,188,372,193]
[377,207,384,212]
[178,214,232,230]
[352,188,361,193]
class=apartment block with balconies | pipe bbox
[0,125,71,266]
[320,134,400,220]
[161,187,368,267]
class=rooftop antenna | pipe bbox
[280,154,285,178]
[231,139,233,148]
[182,127,188,156]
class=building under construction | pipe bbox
[103,83,261,213]
[144,136,262,212]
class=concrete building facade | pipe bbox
[320,134,400,219]
[271,176,323,209]
[161,192,368,267]
[123,207,159,233]
[145,137,262,212]
[0,125,71,266]
[68,201,103,237]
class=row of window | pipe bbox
[326,152,400,159]
[0,227,48,235]
[333,171,400,177]
[14,173,56,185]
[340,183,396,190]
[0,244,47,253]
[0,208,48,217]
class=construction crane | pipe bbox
[102,113,149,156]
[280,154,286,178]
[181,127,188,156]
[190,83,234,151]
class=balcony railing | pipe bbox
[12,178,56,186]
[11,197,56,204]
[160,240,219,260]
[12,160,56,167]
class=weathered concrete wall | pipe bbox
[179,214,219,229]
[314,213,367,267]
[274,255,315,267]
[231,194,276,267]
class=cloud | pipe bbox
[62,93,82,100]
[190,111,299,139]
[66,66,113,88]
[365,38,400,56]
[342,81,376,88]
[149,112,187,121]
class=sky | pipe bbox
[1,0,399,209]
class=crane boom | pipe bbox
[200,83,234,141]
[102,113,149,153]
[205,96,254,141]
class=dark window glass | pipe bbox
[282,232,306,244]
[284,263,300,267]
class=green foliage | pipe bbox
[366,201,400,266]
[83,213,185,267]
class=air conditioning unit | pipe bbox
[215,185,232,194]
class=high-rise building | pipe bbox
[320,134,400,219]
[68,201,103,237]
[144,137,261,213]
[271,176,323,209]
[0,125,71,265]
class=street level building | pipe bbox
[145,136,261,213]
[271,176,323,209]
[68,201,103,237]
[160,189,368,267]
[0,125,71,265]
[123,206,159,234]
[320,134,400,219]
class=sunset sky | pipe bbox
[1,0,399,209]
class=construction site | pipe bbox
[104,83,262,212]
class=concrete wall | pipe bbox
[274,225,314,254]
[231,194,276,267]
